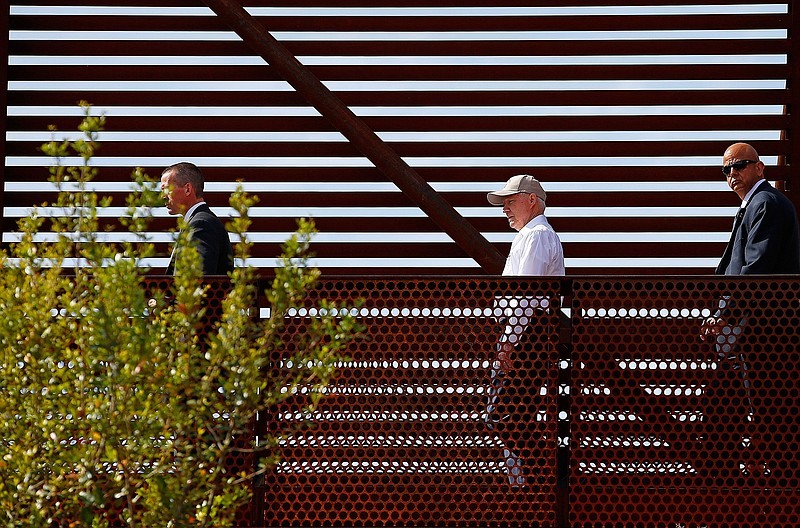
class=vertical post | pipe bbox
[201,0,505,274]
[555,278,574,528]
[0,3,9,237]
[784,2,800,220]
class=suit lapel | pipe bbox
[716,207,745,274]
[166,203,209,275]
[186,203,209,223]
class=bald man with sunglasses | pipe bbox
[703,142,800,345]
[714,143,800,277]
[697,143,800,480]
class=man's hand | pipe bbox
[495,341,514,372]
[700,316,725,341]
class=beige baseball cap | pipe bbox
[487,174,547,206]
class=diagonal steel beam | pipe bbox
[201,0,505,273]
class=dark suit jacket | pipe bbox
[166,203,234,276]
[716,181,800,275]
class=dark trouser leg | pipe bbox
[697,319,757,481]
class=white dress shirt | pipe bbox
[183,201,206,221]
[502,215,565,276]
[740,179,766,208]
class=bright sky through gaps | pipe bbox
[3,3,792,271]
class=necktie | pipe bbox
[727,207,745,247]
[716,207,746,275]
[733,207,745,229]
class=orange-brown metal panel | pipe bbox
[568,276,800,526]
[259,277,563,526]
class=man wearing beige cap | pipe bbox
[487,174,565,276]
[485,174,565,488]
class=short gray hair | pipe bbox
[162,162,204,197]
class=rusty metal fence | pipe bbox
[240,276,800,528]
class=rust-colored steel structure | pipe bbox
[3,1,800,275]
[3,3,800,526]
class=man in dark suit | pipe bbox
[712,143,800,276]
[160,162,234,276]
[702,142,800,338]
[698,143,800,480]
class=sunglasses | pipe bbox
[722,159,758,175]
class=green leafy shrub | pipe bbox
[0,103,360,527]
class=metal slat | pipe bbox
[2,140,789,160]
[6,89,789,108]
[2,165,791,184]
[9,12,789,31]
[9,64,791,81]
[9,38,792,57]
[6,113,790,131]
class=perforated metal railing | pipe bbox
[234,276,799,528]
[258,277,563,527]
[568,277,800,527]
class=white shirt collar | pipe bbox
[520,214,549,231]
[741,179,766,207]
[183,201,205,221]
